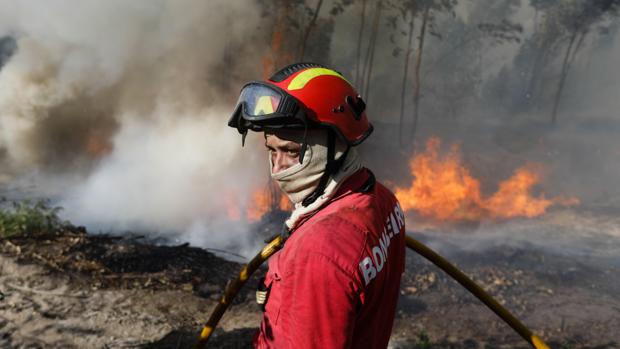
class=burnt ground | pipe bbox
[1,208,620,348]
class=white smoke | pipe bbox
[0,0,272,252]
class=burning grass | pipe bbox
[225,137,580,227]
[1,198,618,347]
[395,137,579,223]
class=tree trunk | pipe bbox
[534,8,538,35]
[532,45,553,113]
[355,0,368,87]
[411,5,430,142]
[551,30,578,124]
[399,14,415,147]
[362,0,383,104]
[526,35,548,109]
[569,30,587,65]
[298,0,324,61]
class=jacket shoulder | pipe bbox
[289,212,369,278]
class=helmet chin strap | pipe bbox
[301,130,350,207]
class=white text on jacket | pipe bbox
[359,202,405,285]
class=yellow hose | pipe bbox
[195,235,284,348]
[195,234,550,349]
[404,236,550,349]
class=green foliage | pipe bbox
[0,198,67,237]
[414,330,432,349]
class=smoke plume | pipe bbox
[0,0,271,254]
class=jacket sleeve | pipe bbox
[280,251,360,349]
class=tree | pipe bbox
[511,0,620,123]
[258,0,354,75]
[549,0,620,123]
[355,0,369,86]
[410,2,430,143]
[360,0,385,101]
[298,0,325,61]
[386,1,417,146]
[387,0,457,147]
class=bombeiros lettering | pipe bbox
[359,203,405,285]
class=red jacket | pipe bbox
[254,169,406,349]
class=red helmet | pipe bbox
[228,63,373,146]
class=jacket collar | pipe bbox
[291,168,372,230]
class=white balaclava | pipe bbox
[266,128,362,230]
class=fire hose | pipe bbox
[195,234,550,349]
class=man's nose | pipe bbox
[272,152,287,173]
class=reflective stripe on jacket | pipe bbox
[254,168,406,349]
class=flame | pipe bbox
[279,193,293,211]
[224,185,292,222]
[395,137,578,222]
[483,167,552,219]
[247,189,271,221]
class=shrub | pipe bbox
[0,198,67,237]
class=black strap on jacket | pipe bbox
[359,169,376,193]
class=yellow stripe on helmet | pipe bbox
[287,68,350,91]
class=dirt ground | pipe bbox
[1,207,620,349]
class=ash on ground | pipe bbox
[1,207,620,348]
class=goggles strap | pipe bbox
[241,130,248,147]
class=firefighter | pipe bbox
[228,63,406,348]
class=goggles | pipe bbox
[228,82,309,136]
[229,81,316,163]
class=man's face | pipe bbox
[265,132,302,174]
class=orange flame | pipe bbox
[247,189,272,222]
[395,137,578,222]
[279,193,293,211]
[484,168,552,219]
[224,185,292,222]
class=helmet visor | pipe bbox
[238,83,283,117]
